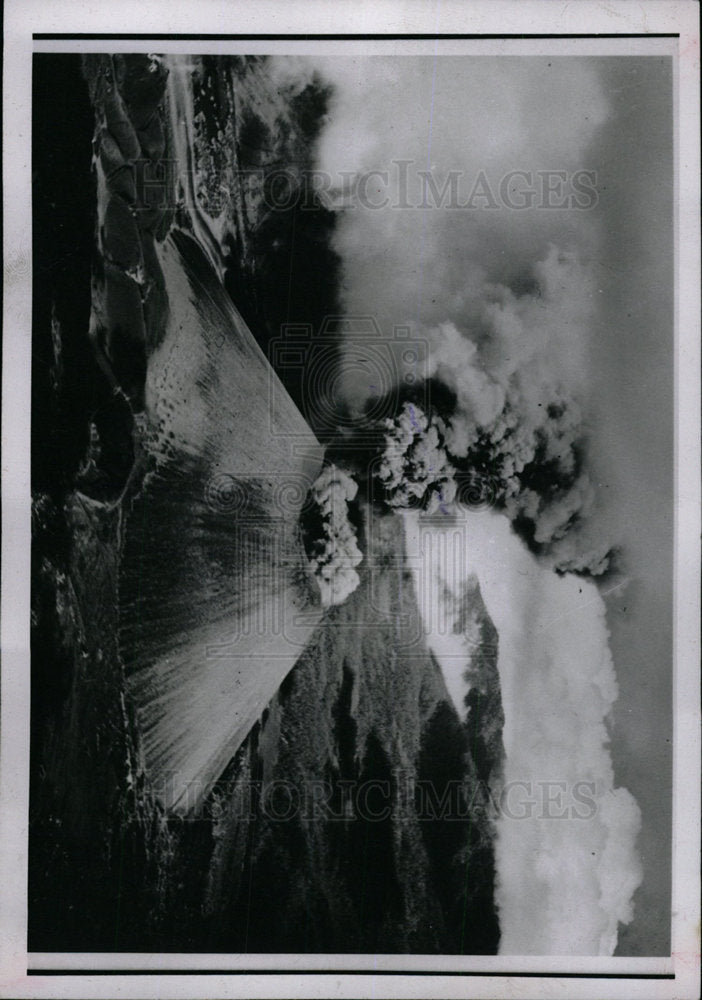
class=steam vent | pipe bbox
[119,231,325,814]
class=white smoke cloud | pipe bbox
[265,54,321,97]
[307,464,363,607]
[312,55,607,333]
[404,508,642,955]
[422,246,596,439]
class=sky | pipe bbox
[302,54,674,955]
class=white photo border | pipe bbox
[2,2,699,998]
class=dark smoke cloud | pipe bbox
[366,247,614,576]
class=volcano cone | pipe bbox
[119,231,325,814]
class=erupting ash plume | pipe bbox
[297,51,617,577]
[306,464,363,606]
[376,402,457,514]
[415,246,616,576]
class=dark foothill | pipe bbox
[136,114,166,163]
[99,130,137,205]
[153,203,175,243]
[104,261,147,355]
[103,194,144,273]
[134,199,168,238]
[114,54,169,130]
[102,76,141,162]
[87,51,174,408]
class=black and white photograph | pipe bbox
[1,2,700,998]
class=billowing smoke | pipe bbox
[467,510,643,956]
[376,401,456,514]
[305,464,363,607]
[369,250,615,575]
[405,509,643,955]
[412,245,615,576]
[265,54,321,96]
[300,54,615,577]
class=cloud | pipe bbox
[376,401,456,513]
[265,54,322,96]
[407,508,642,955]
[307,464,363,607]
[313,55,608,334]
[403,245,613,574]
[303,56,614,574]
[423,246,595,427]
